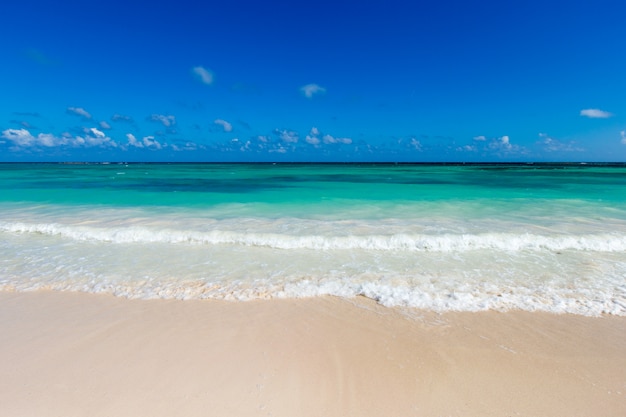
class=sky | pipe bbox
[1,0,626,162]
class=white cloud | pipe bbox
[67,107,92,120]
[2,128,116,148]
[621,130,626,145]
[257,135,269,143]
[305,127,352,146]
[395,137,423,151]
[241,140,252,151]
[305,127,321,146]
[230,138,253,152]
[323,134,352,145]
[112,114,133,123]
[171,141,200,151]
[89,127,105,138]
[538,133,584,152]
[126,133,144,148]
[276,129,299,143]
[2,129,61,147]
[149,114,176,127]
[192,66,214,85]
[214,119,233,132]
[142,136,162,149]
[473,135,486,141]
[269,146,287,154]
[487,135,523,154]
[76,131,117,148]
[2,129,31,146]
[37,133,62,147]
[580,108,613,118]
[300,83,326,98]
[496,135,512,150]
[126,133,163,149]
[99,121,111,129]
[306,136,320,145]
[409,138,422,151]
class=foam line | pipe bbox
[2,221,625,252]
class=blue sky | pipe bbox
[1,0,625,162]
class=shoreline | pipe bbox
[1,291,625,417]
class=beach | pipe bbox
[1,291,624,417]
[1,163,626,415]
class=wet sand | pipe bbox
[0,291,624,416]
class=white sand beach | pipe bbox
[0,291,624,417]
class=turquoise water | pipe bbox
[1,163,625,315]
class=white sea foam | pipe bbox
[1,268,624,316]
[2,217,626,317]
[1,221,626,252]
[1,219,625,316]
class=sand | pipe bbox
[0,291,624,417]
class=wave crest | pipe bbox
[2,221,625,252]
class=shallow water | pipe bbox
[1,163,625,315]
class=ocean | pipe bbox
[1,163,625,316]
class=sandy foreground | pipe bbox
[0,291,624,417]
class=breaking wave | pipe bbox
[2,221,626,252]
